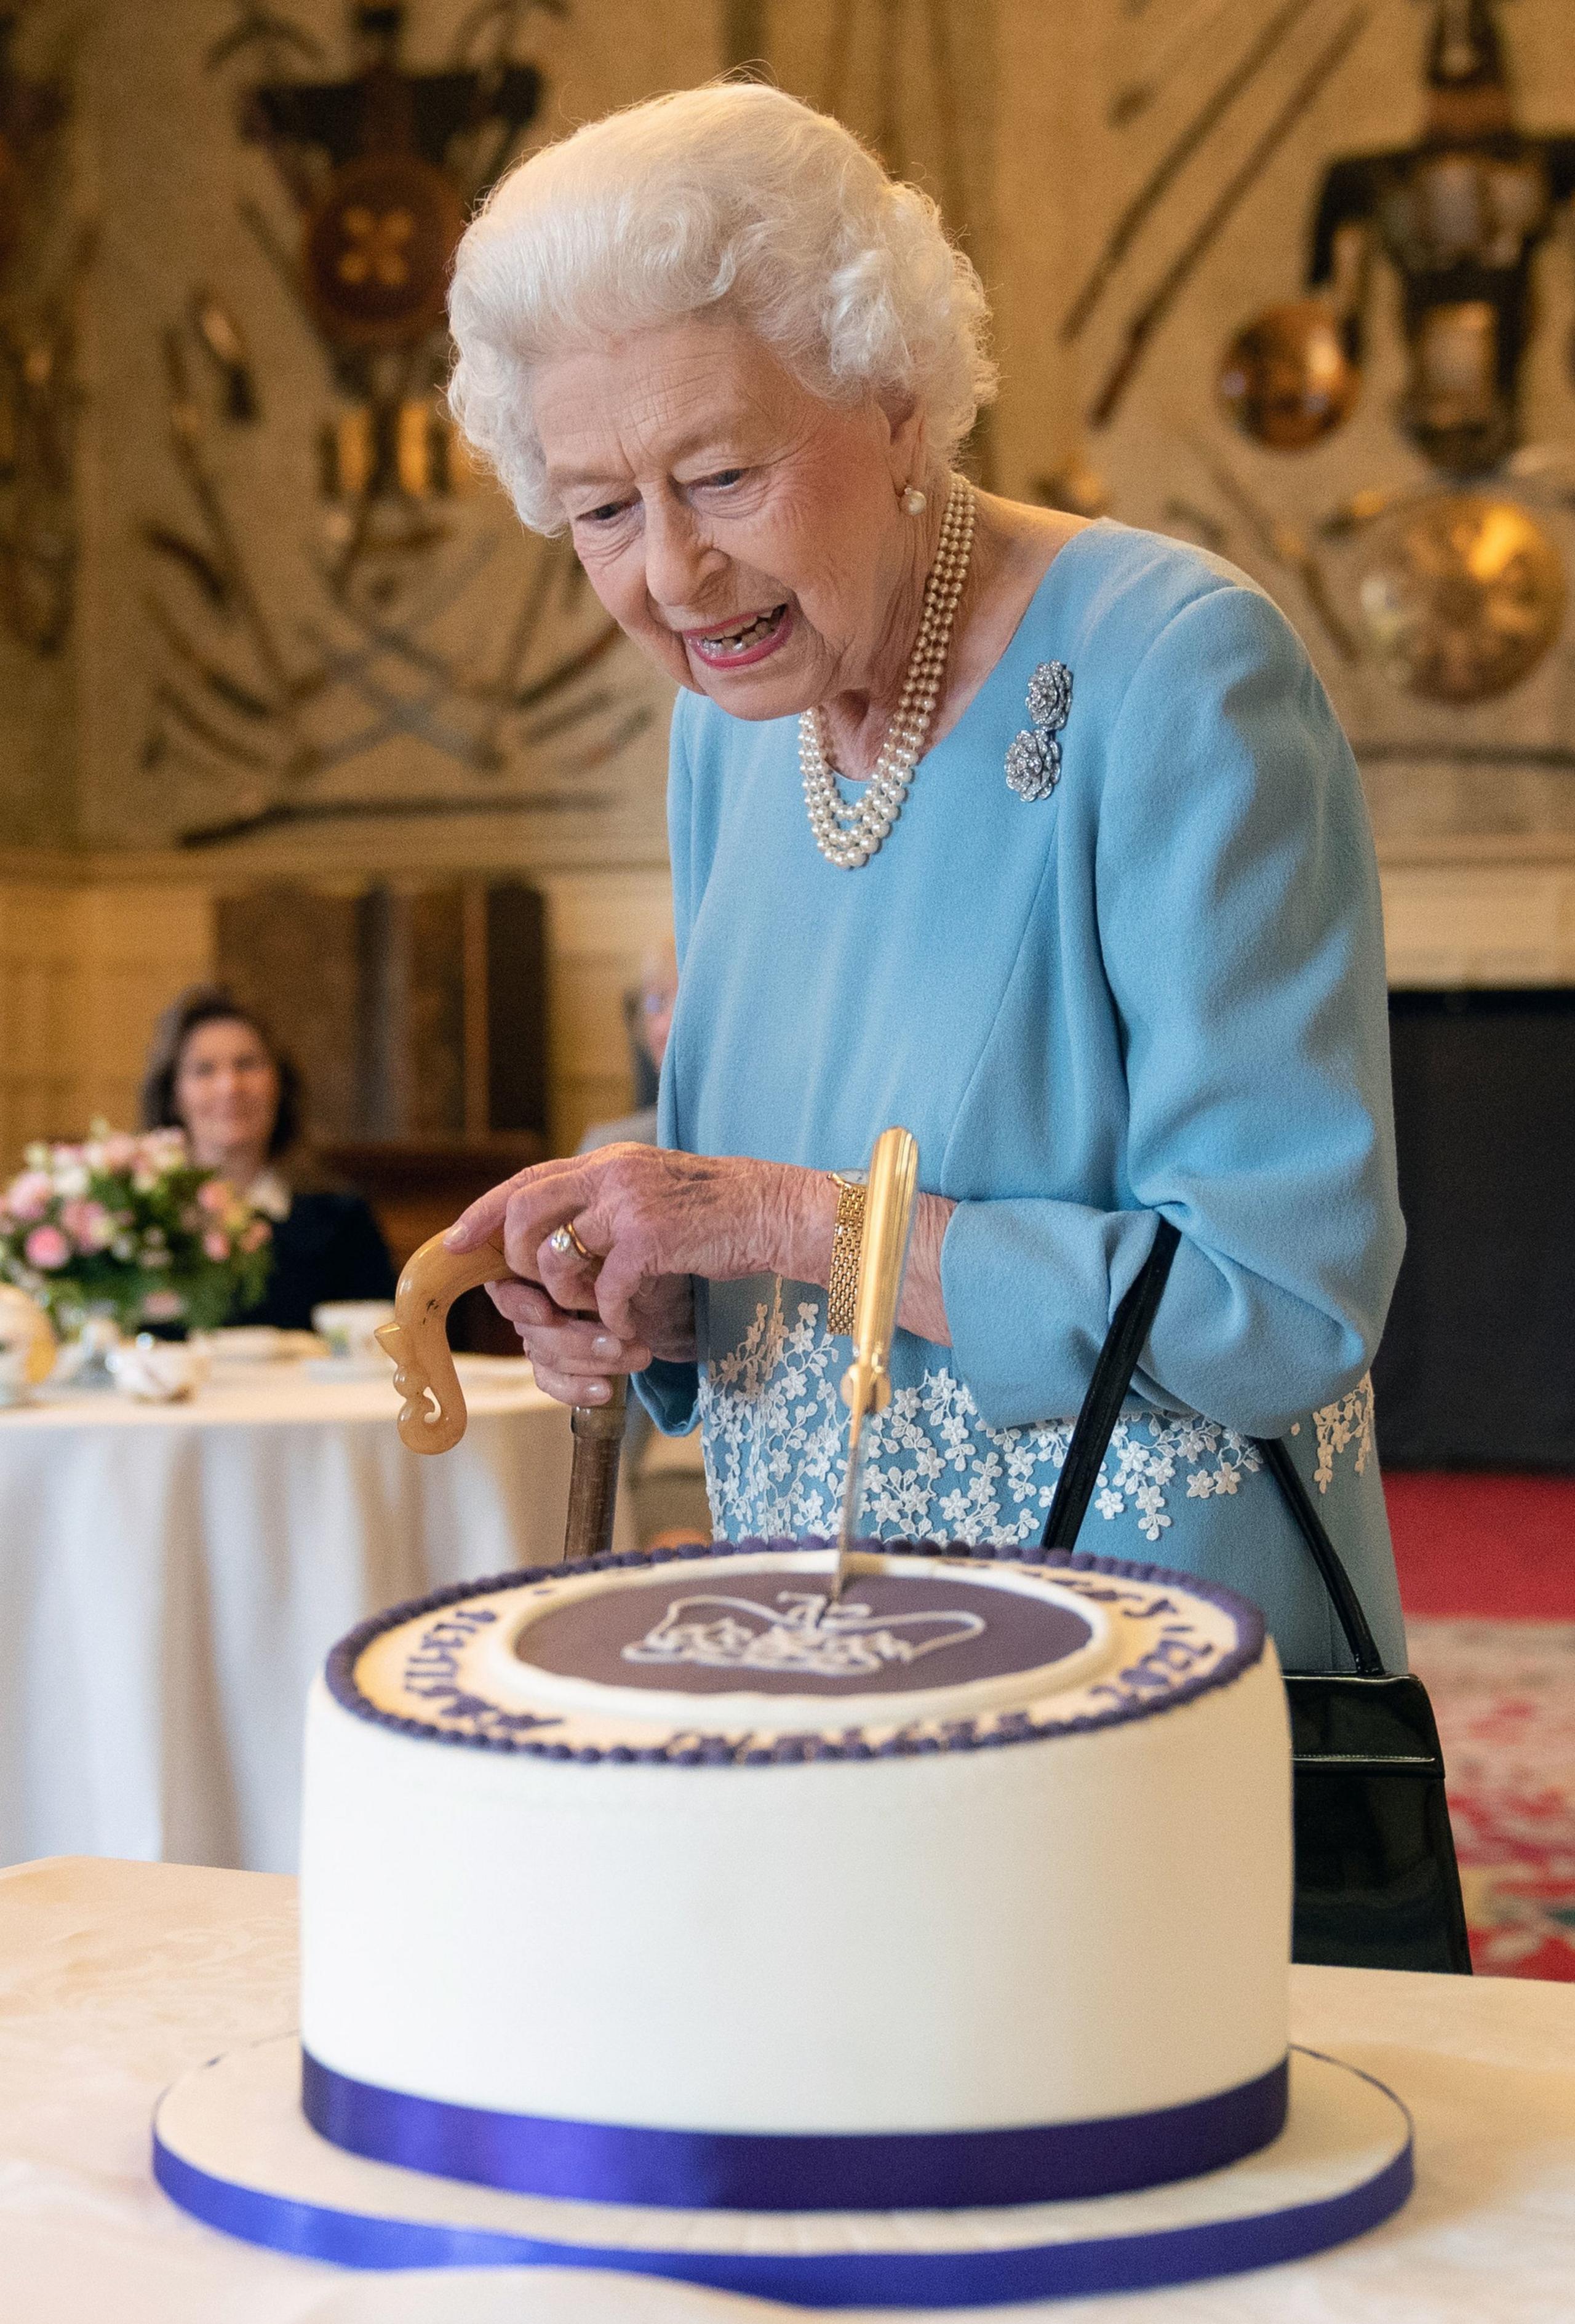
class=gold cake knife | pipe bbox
[829,1126,920,1607]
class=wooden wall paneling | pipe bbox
[391,887,468,1139]
[485,883,549,1138]
[69,885,216,1134]
[0,861,676,1174]
[218,877,550,1144]
[0,883,76,1163]
[216,884,365,1140]
[1380,861,1575,989]
[0,880,215,1166]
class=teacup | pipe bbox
[108,1337,210,1403]
[312,1300,397,1362]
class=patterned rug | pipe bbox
[1406,1617,1575,1981]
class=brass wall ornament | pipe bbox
[1086,3,1371,427]
[1354,493,1566,703]
[299,116,468,354]
[1217,300,1360,451]
[306,159,457,348]
[237,2,544,356]
[1087,0,1575,722]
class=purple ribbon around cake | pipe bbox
[300,2049,1289,2211]
[153,2050,1415,2304]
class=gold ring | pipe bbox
[548,1220,594,1263]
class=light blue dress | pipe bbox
[636,520,1408,1675]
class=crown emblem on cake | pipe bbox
[621,1590,986,1680]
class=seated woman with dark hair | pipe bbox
[142,986,396,1332]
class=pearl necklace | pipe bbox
[800,474,976,870]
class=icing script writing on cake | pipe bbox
[621,1590,986,1681]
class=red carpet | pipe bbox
[1386,1471,1575,1980]
[1384,1471,1575,1620]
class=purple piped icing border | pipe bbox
[324,1538,1266,1767]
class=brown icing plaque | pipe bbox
[513,1566,1095,1699]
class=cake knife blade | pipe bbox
[830,1126,920,1609]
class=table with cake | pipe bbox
[0,1161,1568,2311]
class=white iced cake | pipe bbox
[300,1538,1292,2211]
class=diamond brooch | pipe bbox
[1006,659,1073,803]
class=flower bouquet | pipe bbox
[0,1124,273,1339]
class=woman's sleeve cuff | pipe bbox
[632,1358,701,1436]
[939,1198,1152,1429]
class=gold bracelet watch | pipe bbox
[826,1171,867,1337]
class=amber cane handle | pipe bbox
[375,1230,513,1452]
[375,1233,631,1561]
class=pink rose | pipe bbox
[61,1200,113,1252]
[23,1224,71,1270]
[141,1289,185,1321]
[6,1170,54,1223]
[101,1133,138,1171]
[197,1179,233,1215]
[241,1219,272,1252]
[140,1132,185,1177]
[202,1229,231,1262]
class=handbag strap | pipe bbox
[1253,1437,1384,1677]
[1041,1219,1181,1552]
[1039,1216,1386,1677]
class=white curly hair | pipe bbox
[448,81,997,535]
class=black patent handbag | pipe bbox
[1040,1219,1473,1976]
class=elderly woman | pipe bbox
[445,83,1406,1674]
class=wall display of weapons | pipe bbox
[17,0,1574,864]
[70,0,712,860]
[1042,0,1575,841]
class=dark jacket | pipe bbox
[239,1190,396,1332]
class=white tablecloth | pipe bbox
[0,1360,586,1874]
[0,1856,1571,2323]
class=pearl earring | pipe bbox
[901,485,928,515]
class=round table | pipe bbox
[0,1356,592,1875]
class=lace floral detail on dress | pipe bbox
[1291,1374,1376,1494]
[699,1285,1277,1549]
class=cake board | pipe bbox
[153,2036,1413,2309]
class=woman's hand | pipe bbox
[445,1143,956,1407]
[476,1273,692,1409]
[444,1145,818,1406]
